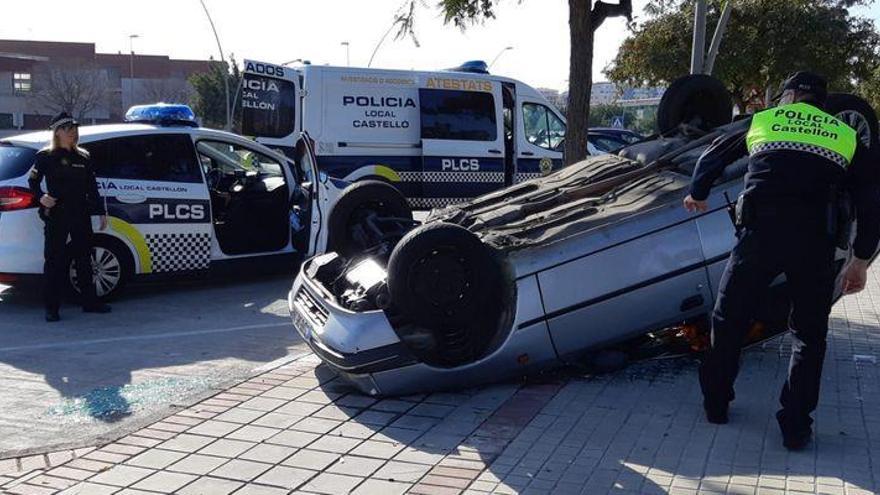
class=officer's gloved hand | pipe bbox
[40,194,56,208]
[843,258,869,295]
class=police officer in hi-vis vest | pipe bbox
[683,72,880,450]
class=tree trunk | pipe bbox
[565,0,594,165]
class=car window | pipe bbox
[240,75,297,139]
[419,89,497,141]
[0,144,37,181]
[84,134,202,183]
[590,136,626,153]
[523,103,566,151]
[196,141,284,178]
[294,140,315,184]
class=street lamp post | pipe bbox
[198,0,231,131]
[341,41,350,66]
[488,46,513,70]
[128,34,139,79]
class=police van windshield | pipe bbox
[0,144,38,181]
[240,74,297,139]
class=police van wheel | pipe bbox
[657,75,733,135]
[326,180,413,256]
[825,93,879,149]
[388,222,504,365]
[68,237,133,300]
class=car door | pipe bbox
[419,81,505,208]
[538,206,714,357]
[84,133,213,275]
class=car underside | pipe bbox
[289,75,880,396]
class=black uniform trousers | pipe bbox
[43,207,98,311]
[700,206,837,436]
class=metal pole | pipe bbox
[488,46,513,70]
[128,34,139,79]
[199,0,231,130]
[704,2,732,75]
[690,0,707,75]
[342,42,350,66]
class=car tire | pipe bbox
[387,222,504,365]
[657,75,733,134]
[67,235,133,301]
[825,93,879,149]
[326,180,412,256]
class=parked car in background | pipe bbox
[589,128,644,154]
[287,74,879,396]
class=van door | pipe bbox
[241,59,300,149]
[518,102,565,183]
[418,80,505,209]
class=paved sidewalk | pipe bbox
[3,268,880,494]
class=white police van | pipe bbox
[241,59,567,209]
[0,104,413,298]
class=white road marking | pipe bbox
[0,322,292,353]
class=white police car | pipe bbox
[0,104,413,298]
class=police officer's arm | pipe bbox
[27,152,55,208]
[688,130,748,201]
[849,144,880,261]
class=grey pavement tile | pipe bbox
[326,455,385,477]
[314,404,361,421]
[351,439,407,459]
[198,439,257,458]
[46,466,95,481]
[27,475,79,491]
[266,429,320,448]
[125,448,189,470]
[89,465,155,487]
[226,425,282,442]
[307,435,363,454]
[209,459,272,482]
[371,400,416,413]
[297,390,343,405]
[58,482,121,495]
[251,412,304,429]
[67,458,114,472]
[351,479,411,495]
[187,420,242,438]
[239,397,287,412]
[175,476,243,495]
[166,454,229,476]
[332,421,381,439]
[336,395,379,409]
[291,417,343,435]
[409,403,457,418]
[213,408,265,425]
[355,410,398,426]
[130,471,197,492]
[390,414,441,431]
[157,434,216,453]
[282,449,342,470]
[253,465,316,490]
[302,472,364,494]
[231,483,293,494]
[261,386,307,401]
[239,444,298,464]
[274,401,323,417]
[370,426,426,445]
[393,447,446,465]
[373,460,433,483]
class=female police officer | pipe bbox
[28,112,111,322]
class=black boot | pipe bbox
[777,410,812,450]
[45,308,60,322]
[705,404,729,424]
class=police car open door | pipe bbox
[418,78,506,209]
[241,59,300,152]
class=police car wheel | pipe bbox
[825,93,879,149]
[657,75,733,135]
[68,237,133,300]
[326,180,412,256]
[388,222,504,364]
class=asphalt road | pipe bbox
[0,269,309,458]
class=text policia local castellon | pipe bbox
[772,108,845,140]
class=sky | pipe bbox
[4,0,880,91]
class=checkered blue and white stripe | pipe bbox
[750,141,850,169]
[398,171,505,183]
[145,232,211,273]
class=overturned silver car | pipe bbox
[288,75,879,396]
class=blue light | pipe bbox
[447,60,490,74]
[124,103,198,126]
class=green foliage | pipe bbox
[606,0,880,111]
[188,54,241,130]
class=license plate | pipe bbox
[291,305,314,339]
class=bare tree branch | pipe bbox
[28,62,109,120]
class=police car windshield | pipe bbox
[0,144,38,181]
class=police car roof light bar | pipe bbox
[124,103,199,127]
[447,60,490,74]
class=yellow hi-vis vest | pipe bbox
[746,102,858,169]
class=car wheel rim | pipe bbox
[70,247,121,297]
[410,247,473,312]
[835,110,873,148]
